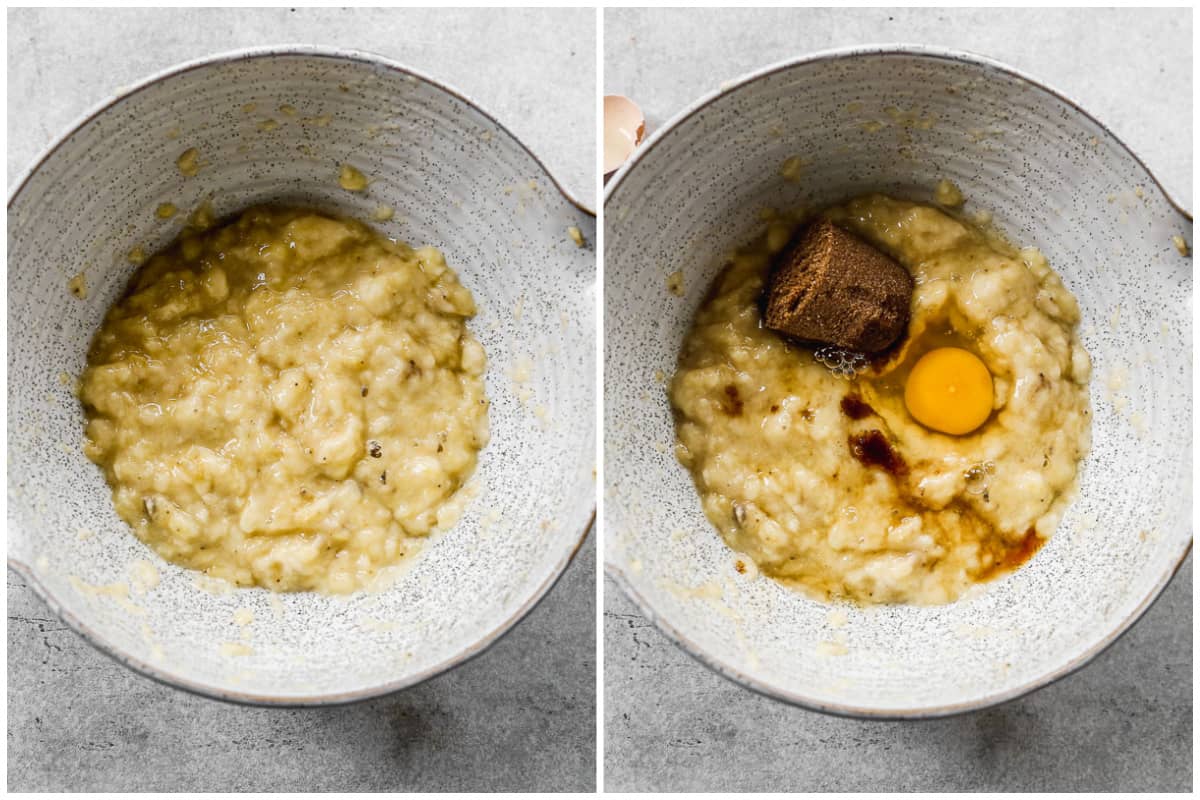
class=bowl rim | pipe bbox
[603,43,1193,719]
[7,44,597,707]
[604,43,1191,221]
[7,44,596,217]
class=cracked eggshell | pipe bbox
[604,94,645,175]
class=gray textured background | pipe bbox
[7,7,596,793]
[603,7,1192,794]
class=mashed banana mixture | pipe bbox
[670,194,1091,604]
[81,207,489,593]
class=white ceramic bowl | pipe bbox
[8,47,595,704]
[604,46,1191,717]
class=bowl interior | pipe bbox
[8,49,595,703]
[604,49,1191,715]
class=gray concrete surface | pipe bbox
[604,7,1192,793]
[7,7,595,793]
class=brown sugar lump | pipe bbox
[764,218,914,353]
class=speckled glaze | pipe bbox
[8,47,595,705]
[604,47,1191,717]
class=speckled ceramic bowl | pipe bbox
[604,46,1191,717]
[8,46,595,704]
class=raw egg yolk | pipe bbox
[904,347,993,435]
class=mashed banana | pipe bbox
[671,194,1091,605]
[81,207,489,593]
